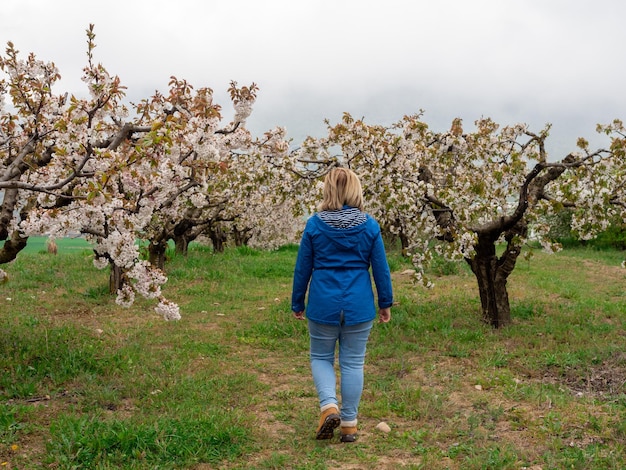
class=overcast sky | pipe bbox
[2,0,625,156]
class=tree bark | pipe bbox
[109,263,123,294]
[174,235,190,256]
[172,217,206,255]
[232,227,251,247]
[207,226,226,253]
[465,222,526,328]
[398,231,409,253]
[0,230,28,264]
[466,249,511,328]
[1,188,29,264]
[148,240,168,270]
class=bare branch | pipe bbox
[215,120,241,135]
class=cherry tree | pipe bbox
[294,113,626,327]
[1,28,184,318]
[124,77,261,268]
[0,42,60,266]
[133,97,298,259]
[220,128,307,250]
[1,25,294,319]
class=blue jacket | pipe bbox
[291,211,394,325]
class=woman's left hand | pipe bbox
[378,307,391,323]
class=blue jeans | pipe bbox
[308,318,374,422]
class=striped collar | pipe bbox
[317,207,367,229]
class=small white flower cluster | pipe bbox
[233,100,253,124]
[129,261,167,300]
[97,231,139,270]
[154,299,181,321]
[93,255,109,270]
[458,231,478,258]
[115,284,135,308]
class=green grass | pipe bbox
[1,238,626,469]
[6,236,93,254]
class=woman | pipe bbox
[291,167,393,443]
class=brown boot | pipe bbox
[340,425,358,443]
[315,406,340,440]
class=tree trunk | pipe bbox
[0,230,28,264]
[207,226,226,253]
[174,235,190,256]
[109,262,123,294]
[1,189,29,263]
[232,227,251,247]
[465,229,524,328]
[466,252,511,328]
[173,218,201,256]
[148,240,168,270]
[399,231,409,254]
[174,229,201,255]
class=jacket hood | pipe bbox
[313,213,370,250]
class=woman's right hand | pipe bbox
[378,307,391,323]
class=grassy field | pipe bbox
[1,238,626,469]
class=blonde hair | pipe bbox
[318,167,364,211]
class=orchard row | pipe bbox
[2,26,624,325]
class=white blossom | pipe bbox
[155,299,181,321]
